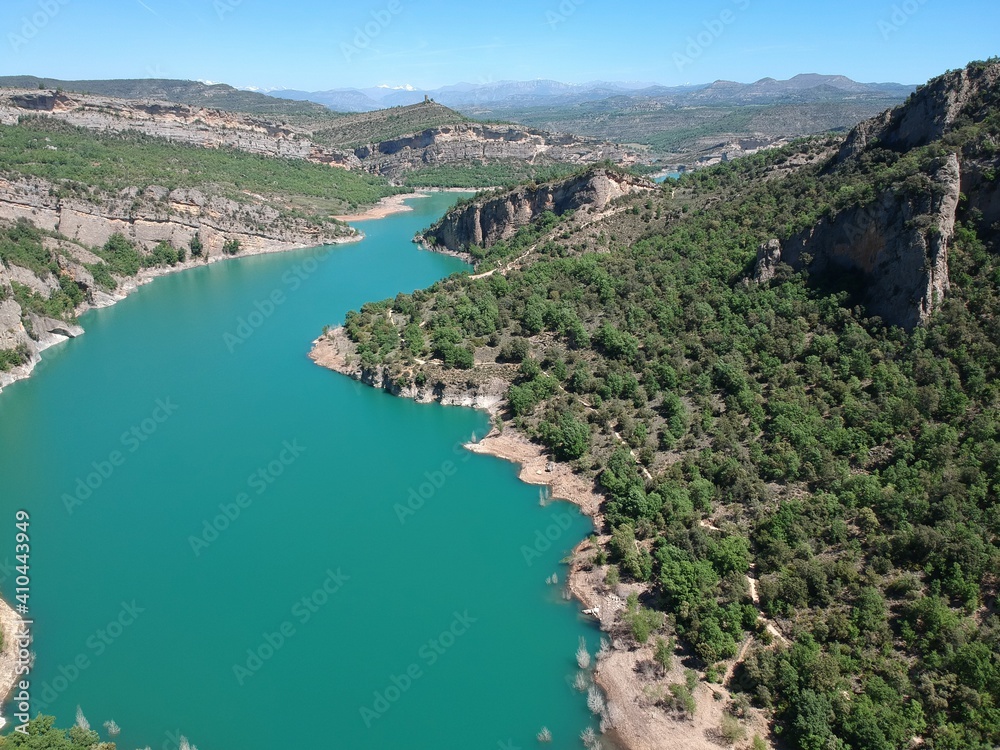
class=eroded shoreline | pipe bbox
[0,233,360,395]
[467,428,755,750]
[0,594,26,720]
[334,192,426,222]
[1,192,712,746]
[309,327,719,750]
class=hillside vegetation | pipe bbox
[309,101,471,148]
[0,117,403,213]
[0,76,336,121]
[476,98,906,157]
[328,61,1000,750]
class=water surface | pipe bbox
[0,193,600,749]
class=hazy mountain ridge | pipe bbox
[0,74,914,166]
[272,74,913,113]
[270,74,913,162]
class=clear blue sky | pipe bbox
[1,0,997,90]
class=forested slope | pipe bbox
[321,60,1000,749]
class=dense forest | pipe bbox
[332,61,1000,749]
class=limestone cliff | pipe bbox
[0,91,646,180]
[309,327,510,410]
[421,167,655,257]
[755,60,1000,329]
[0,89,360,168]
[837,63,1000,160]
[354,123,643,179]
[762,154,961,330]
[0,173,350,256]
[0,173,357,393]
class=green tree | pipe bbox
[189,231,204,257]
[654,636,675,672]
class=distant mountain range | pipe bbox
[270,75,915,113]
[0,74,917,160]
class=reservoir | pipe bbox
[0,193,600,749]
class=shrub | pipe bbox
[97,233,141,276]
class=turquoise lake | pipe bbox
[0,192,602,749]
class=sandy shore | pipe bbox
[334,187,490,223]
[0,594,26,713]
[334,192,427,222]
[465,428,604,519]
[467,426,771,750]
[309,324,770,749]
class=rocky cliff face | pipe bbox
[0,90,646,180]
[423,168,655,256]
[0,90,361,168]
[0,174,350,256]
[354,123,643,179]
[0,172,356,393]
[837,63,1000,160]
[309,327,509,410]
[756,61,1000,330]
[758,153,961,329]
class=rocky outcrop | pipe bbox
[309,327,510,410]
[0,89,361,169]
[354,123,644,179]
[837,62,1000,161]
[423,168,655,256]
[0,173,358,393]
[0,90,647,180]
[0,174,353,256]
[752,239,783,283]
[754,61,1000,330]
[756,153,961,330]
[0,265,39,391]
